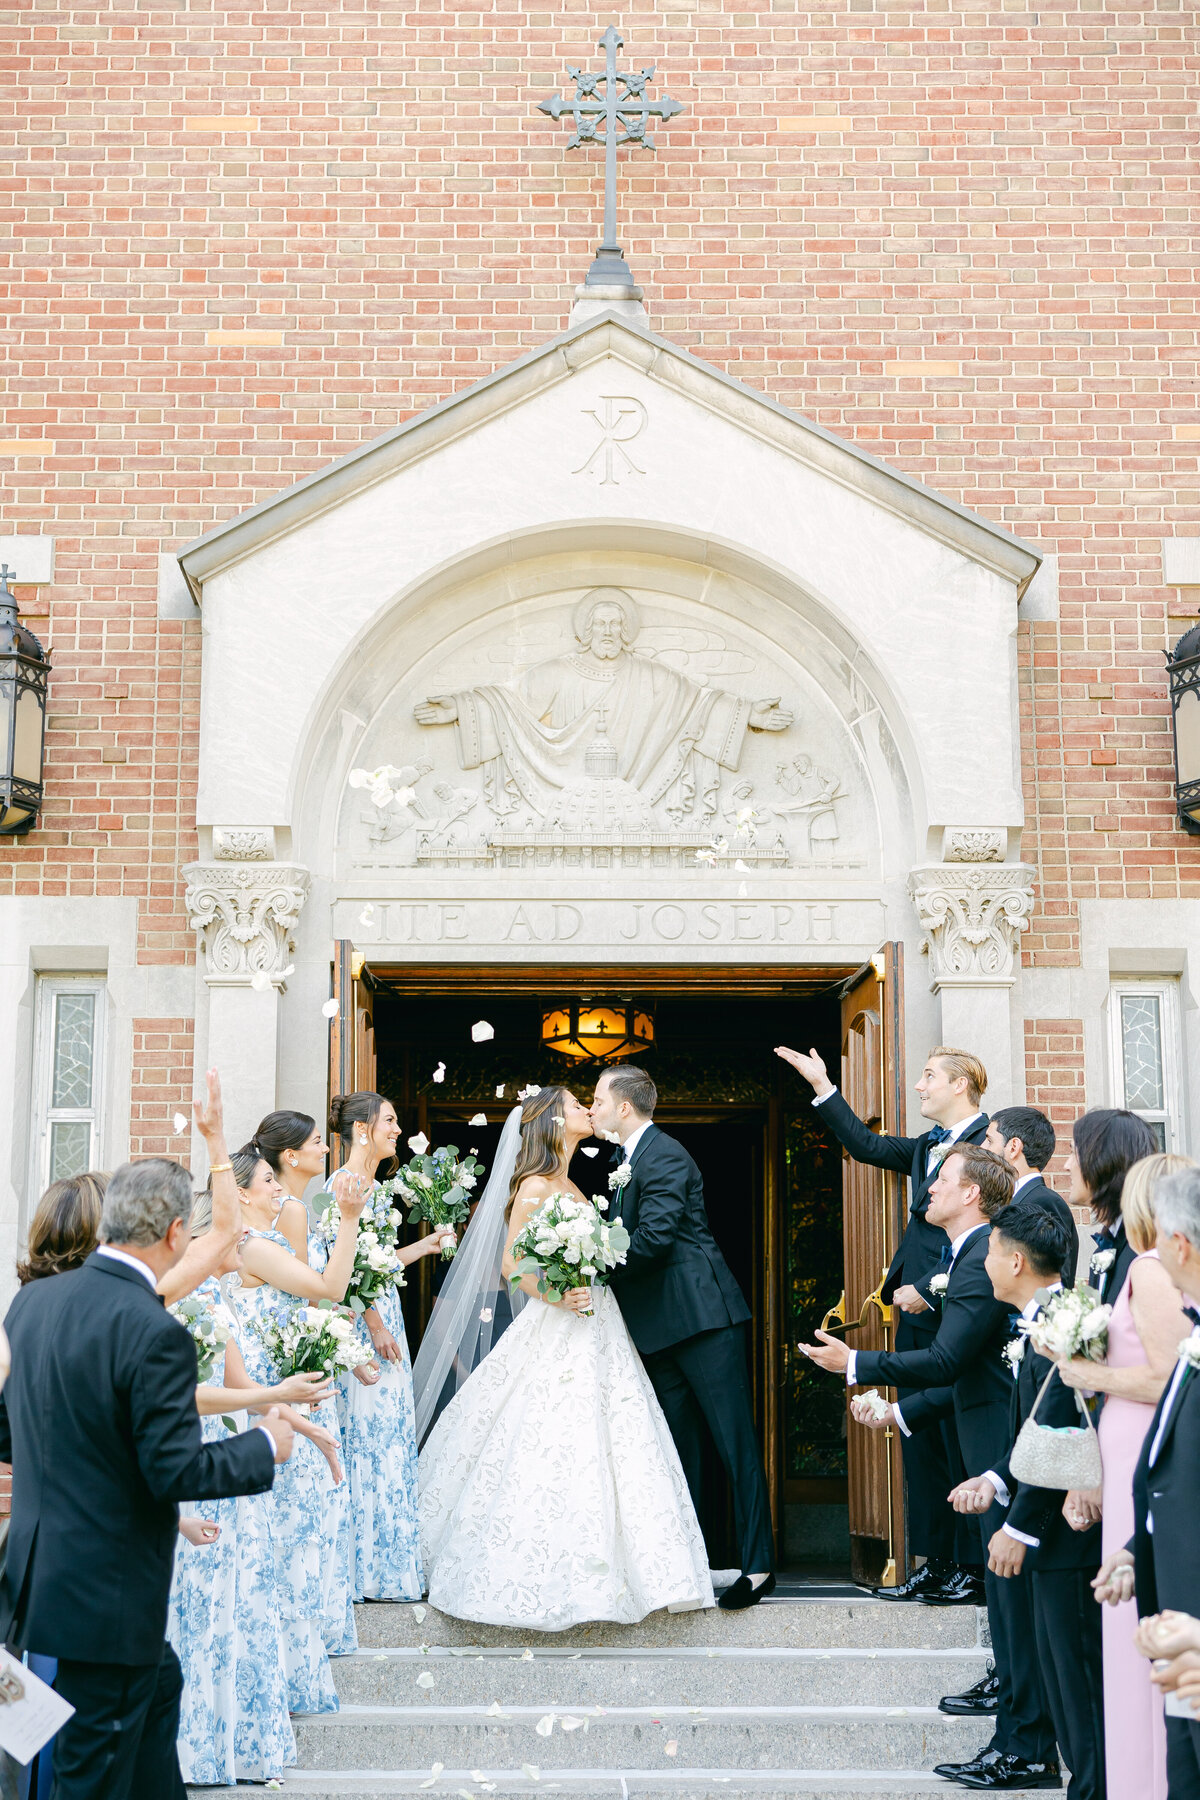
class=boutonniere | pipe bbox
[1003,1337,1026,1378]
[929,1272,950,1298]
[1090,1248,1116,1279]
[608,1162,633,1192]
[1178,1332,1200,1372]
[926,1142,952,1172]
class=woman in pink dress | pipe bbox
[1058,1152,1194,1800]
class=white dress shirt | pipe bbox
[847,1220,990,1404]
[96,1243,158,1287]
[620,1120,653,1163]
[988,1283,1063,1543]
[1013,1171,1038,1196]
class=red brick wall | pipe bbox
[1024,1018,1088,1211]
[129,1019,196,1159]
[4,0,1200,992]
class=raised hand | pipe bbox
[331,1167,370,1219]
[798,1329,850,1375]
[192,1067,226,1145]
[774,1046,834,1098]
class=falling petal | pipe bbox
[412,1604,427,1622]
[602,1129,621,1143]
[733,858,750,872]
[172,1112,188,1134]
[472,1020,495,1042]
[535,1715,555,1737]
[517,1084,541,1101]
[479,1308,493,1323]
[392,785,417,809]
[416,1670,435,1688]
[250,970,272,993]
[358,904,375,927]
[495,1084,506,1098]
[322,998,339,1019]
[470,1112,488,1126]
[664,1741,678,1757]
[433,1062,446,1083]
[408,1132,430,1155]
[521,1767,540,1783]
[581,1146,598,1158]
[737,883,748,898]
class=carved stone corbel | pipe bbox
[907,861,1036,989]
[183,861,311,987]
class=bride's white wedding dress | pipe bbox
[418,1283,715,1630]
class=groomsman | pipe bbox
[955,1200,1103,1798]
[776,1042,990,1603]
[1095,1165,1200,1799]
[983,1106,1079,1284]
[802,1146,1059,1791]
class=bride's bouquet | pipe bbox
[507,1192,630,1313]
[255,1298,376,1380]
[1020,1282,1112,1364]
[390,1141,484,1261]
[169,1293,232,1383]
[320,1180,407,1313]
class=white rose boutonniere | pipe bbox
[609,1162,633,1193]
[929,1272,950,1298]
[1179,1331,1200,1372]
[1090,1247,1116,1280]
[1003,1336,1026,1378]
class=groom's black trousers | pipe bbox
[642,1323,775,1575]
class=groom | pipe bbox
[590,1066,775,1609]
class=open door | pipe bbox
[328,941,377,1168]
[837,944,907,1586]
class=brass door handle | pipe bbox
[857,1264,894,1328]
[820,1290,847,1333]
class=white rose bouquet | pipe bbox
[169,1293,231,1383]
[255,1299,375,1379]
[320,1180,406,1313]
[508,1192,630,1312]
[1022,1282,1112,1364]
[390,1142,485,1261]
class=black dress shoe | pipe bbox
[920,1566,987,1606]
[717,1571,776,1611]
[934,1751,1062,1790]
[871,1559,951,1601]
[938,1663,999,1714]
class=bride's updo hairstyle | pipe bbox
[329,1090,385,1145]
[253,1109,317,1174]
[506,1086,570,1219]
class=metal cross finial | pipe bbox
[539,25,684,289]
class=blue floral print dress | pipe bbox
[313,1186,424,1601]
[232,1229,358,1713]
[166,1278,296,1784]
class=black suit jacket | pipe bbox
[812,1091,989,1308]
[991,1324,1102,1570]
[608,1124,750,1357]
[1129,1351,1200,1620]
[1095,1218,1138,1310]
[1014,1177,1080,1288]
[854,1224,1014,1478]
[0,1252,276,1665]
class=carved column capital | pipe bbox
[907,862,1036,990]
[183,861,311,987]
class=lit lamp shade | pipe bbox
[0,568,50,836]
[542,1000,654,1063]
[1167,624,1200,835]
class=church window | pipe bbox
[1106,978,1183,1151]
[31,975,106,1189]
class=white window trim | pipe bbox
[1106,977,1183,1152]
[29,975,108,1196]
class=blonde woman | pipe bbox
[1057,1152,1194,1800]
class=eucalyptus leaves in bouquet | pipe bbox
[169,1293,231,1383]
[320,1180,406,1313]
[255,1298,376,1380]
[508,1191,630,1310]
[390,1140,484,1261]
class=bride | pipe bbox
[414,1084,714,1630]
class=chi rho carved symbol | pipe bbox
[574,395,647,485]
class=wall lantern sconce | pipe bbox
[541,998,654,1063]
[1166,623,1200,837]
[0,564,51,836]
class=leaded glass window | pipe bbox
[1108,981,1181,1152]
[32,977,105,1192]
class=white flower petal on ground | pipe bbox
[172,1112,188,1134]
[535,1715,555,1737]
[472,1020,495,1042]
[469,1112,488,1126]
[408,1132,430,1155]
[664,1740,678,1757]
[416,1670,436,1688]
[250,969,273,993]
[412,1604,427,1622]
[559,1716,583,1731]
[521,1649,534,1661]
[433,1062,446,1083]
[581,1146,598,1158]
[322,998,339,1019]
[418,1765,445,1790]
[733,858,750,872]
[485,1701,507,1717]
[521,1766,540,1782]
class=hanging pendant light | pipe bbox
[541,998,654,1063]
[0,564,51,836]
[1166,623,1200,836]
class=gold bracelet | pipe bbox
[209,1160,233,1175]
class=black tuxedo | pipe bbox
[1129,1337,1200,1796]
[995,1328,1104,1800]
[0,1252,276,1799]
[812,1091,989,1563]
[1014,1176,1080,1286]
[609,1125,772,1573]
[854,1227,1055,1766]
[1094,1217,1138,1309]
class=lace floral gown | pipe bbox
[232,1230,358,1714]
[313,1188,423,1601]
[419,1283,714,1631]
[166,1280,296,1784]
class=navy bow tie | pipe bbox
[609,1145,625,1166]
[937,1243,953,1267]
[1094,1228,1118,1253]
[1185,1305,1200,1332]
[927,1125,950,1147]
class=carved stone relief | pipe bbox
[183,861,310,986]
[908,862,1036,988]
[212,826,275,862]
[943,828,1006,864]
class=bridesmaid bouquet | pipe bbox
[1022,1282,1112,1363]
[390,1142,484,1261]
[508,1192,630,1312]
[257,1299,375,1379]
[170,1294,232,1383]
[320,1181,407,1313]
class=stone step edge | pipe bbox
[268,1770,1043,1794]
[345,1646,992,1663]
[296,1702,967,1722]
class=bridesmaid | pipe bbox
[316,1091,448,1601]
[230,1146,368,1709]
[1057,1151,1194,1800]
[167,1190,339,1784]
